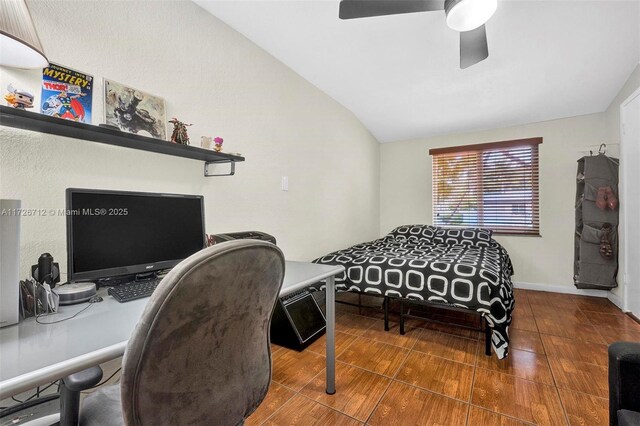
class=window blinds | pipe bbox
[429,138,541,236]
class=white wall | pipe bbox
[380,114,608,292]
[0,0,380,280]
[605,64,640,148]
[604,64,640,303]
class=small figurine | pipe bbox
[214,137,223,152]
[169,118,192,145]
[4,84,34,109]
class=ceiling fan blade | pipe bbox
[459,25,489,69]
[339,0,444,20]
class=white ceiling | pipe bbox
[195,0,640,143]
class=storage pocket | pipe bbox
[582,201,618,226]
[579,223,617,266]
[581,223,602,244]
[583,183,599,202]
[577,223,618,288]
[576,261,617,289]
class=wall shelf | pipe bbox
[0,105,244,176]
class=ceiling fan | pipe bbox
[339,0,498,69]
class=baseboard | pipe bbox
[607,291,627,311]
[513,281,609,298]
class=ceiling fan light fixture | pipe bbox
[445,0,497,32]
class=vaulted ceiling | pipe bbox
[195,0,640,143]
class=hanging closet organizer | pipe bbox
[574,150,619,290]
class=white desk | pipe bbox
[0,261,344,400]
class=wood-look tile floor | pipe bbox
[248,290,640,426]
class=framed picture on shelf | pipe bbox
[103,79,166,140]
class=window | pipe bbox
[429,138,541,236]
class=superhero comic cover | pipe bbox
[41,63,93,124]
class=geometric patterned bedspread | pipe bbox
[311,225,515,359]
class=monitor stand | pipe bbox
[133,271,158,282]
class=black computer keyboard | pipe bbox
[108,279,161,303]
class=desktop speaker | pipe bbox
[0,199,21,327]
[270,290,325,351]
[31,253,61,287]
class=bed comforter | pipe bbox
[312,225,515,359]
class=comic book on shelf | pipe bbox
[40,63,93,124]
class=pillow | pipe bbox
[387,224,437,242]
[431,227,493,247]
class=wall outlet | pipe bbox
[281,176,289,191]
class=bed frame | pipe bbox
[336,293,492,356]
[334,291,492,356]
[396,298,492,356]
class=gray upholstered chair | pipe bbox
[66,240,285,426]
[609,341,640,426]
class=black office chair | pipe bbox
[609,341,640,426]
[59,240,285,426]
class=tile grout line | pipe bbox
[363,376,394,425]
[255,385,297,426]
[391,341,415,381]
[363,333,430,424]
[411,344,479,366]
[472,357,555,387]
[472,364,559,389]
[468,404,537,425]
[294,358,395,424]
[538,331,609,348]
[464,342,480,426]
[532,302,573,426]
[583,305,615,345]
[392,377,474,406]
[338,345,409,379]
[297,393,366,425]
[552,383,610,400]
[357,321,424,350]
[271,350,326,393]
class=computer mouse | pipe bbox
[89,296,103,303]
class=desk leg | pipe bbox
[325,276,336,395]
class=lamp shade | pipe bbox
[0,0,48,69]
[445,0,497,32]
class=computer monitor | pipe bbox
[66,188,206,282]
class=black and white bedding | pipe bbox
[312,225,515,359]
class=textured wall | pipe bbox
[0,0,380,280]
[380,113,607,291]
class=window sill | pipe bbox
[493,232,542,238]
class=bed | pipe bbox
[311,225,515,359]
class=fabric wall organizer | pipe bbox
[574,152,619,290]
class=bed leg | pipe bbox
[383,296,390,331]
[484,318,491,356]
[399,300,405,335]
